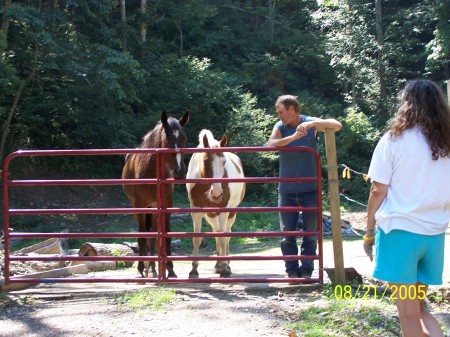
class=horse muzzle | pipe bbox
[173,166,187,179]
[210,193,223,204]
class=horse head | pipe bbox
[200,130,227,204]
[161,110,189,179]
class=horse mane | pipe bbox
[140,117,184,149]
[199,129,220,148]
[140,123,164,149]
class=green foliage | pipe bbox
[113,288,177,311]
[426,1,450,73]
[1,0,448,202]
[287,298,401,337]
[336,108,380,201]
[226,92,278,190]
[339,108,381,158]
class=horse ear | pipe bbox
[161,111,169,127]
[179,111,189,126]
[220,134,227,147]
[202,134,210,148]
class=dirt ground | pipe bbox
[1,187,449,337]
[2,230,450,337]
[1,278,325,337]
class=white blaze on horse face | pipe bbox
[210,154,225,198]
[173,130,182,168]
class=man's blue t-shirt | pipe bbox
[276,115,318,193]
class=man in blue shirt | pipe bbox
[267,95,342,278]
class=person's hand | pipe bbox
[363,237,375,261]
[296,121,315,135]
[293,129,306,139]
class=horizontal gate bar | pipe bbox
[8,206,320,215]
[8,230,320,239]
[10,254,319,262]
[7,277,320,284]
[7,176,318,186]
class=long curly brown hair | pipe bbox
[389,79,450,160]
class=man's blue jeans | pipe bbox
[279,190,318,274]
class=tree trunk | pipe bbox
[375,0,387,114]
[120,0,127,51]
[78,242,137,256]
[0,70,36,164]
[349,1,357,108]
[0,0,12,60]
[78,242,137,268]
[268,0,276,45]
[175,18,183,58]
[139,0,147,45]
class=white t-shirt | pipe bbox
[368,128,450,235]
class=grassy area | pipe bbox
[286,284,450,337]
[113,287,177,311]
[286,297,401,337]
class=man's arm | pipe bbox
[297,118,342,135]
[266,125,303,147]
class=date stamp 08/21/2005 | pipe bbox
[332,284,427,301]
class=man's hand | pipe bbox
[296,121,315,136]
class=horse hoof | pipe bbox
[220,268,232,278]
[167,272,178,278]
[188,271,199,279]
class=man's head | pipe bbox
[275,95,301,114]
[275,95,301,126]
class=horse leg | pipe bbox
[164,213,177,278]
[148,214,157,277]
[214,213,232,277]
[135,213,148,278]
[189,212,203,278]
[221,212,237,277]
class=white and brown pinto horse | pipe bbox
[186,129,246,278]
[122,111,189,279]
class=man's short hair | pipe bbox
[275,95,300,114]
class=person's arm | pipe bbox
[296,118,342,135]
[364,180,388,261]
[266,125,304,147]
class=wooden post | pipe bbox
[324,129,346,283]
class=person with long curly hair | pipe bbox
[364,79,450,337]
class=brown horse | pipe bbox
[122,111,189,278]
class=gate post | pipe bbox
[324,129,345,284]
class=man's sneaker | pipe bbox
[287,271,301,278]
[287,271,302,284]
[299,270,312,279]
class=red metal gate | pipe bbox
[2,146,323,285]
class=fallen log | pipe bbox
[67,257,117,271]
[78,242,136,268]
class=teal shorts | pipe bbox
[373,228,445,285]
